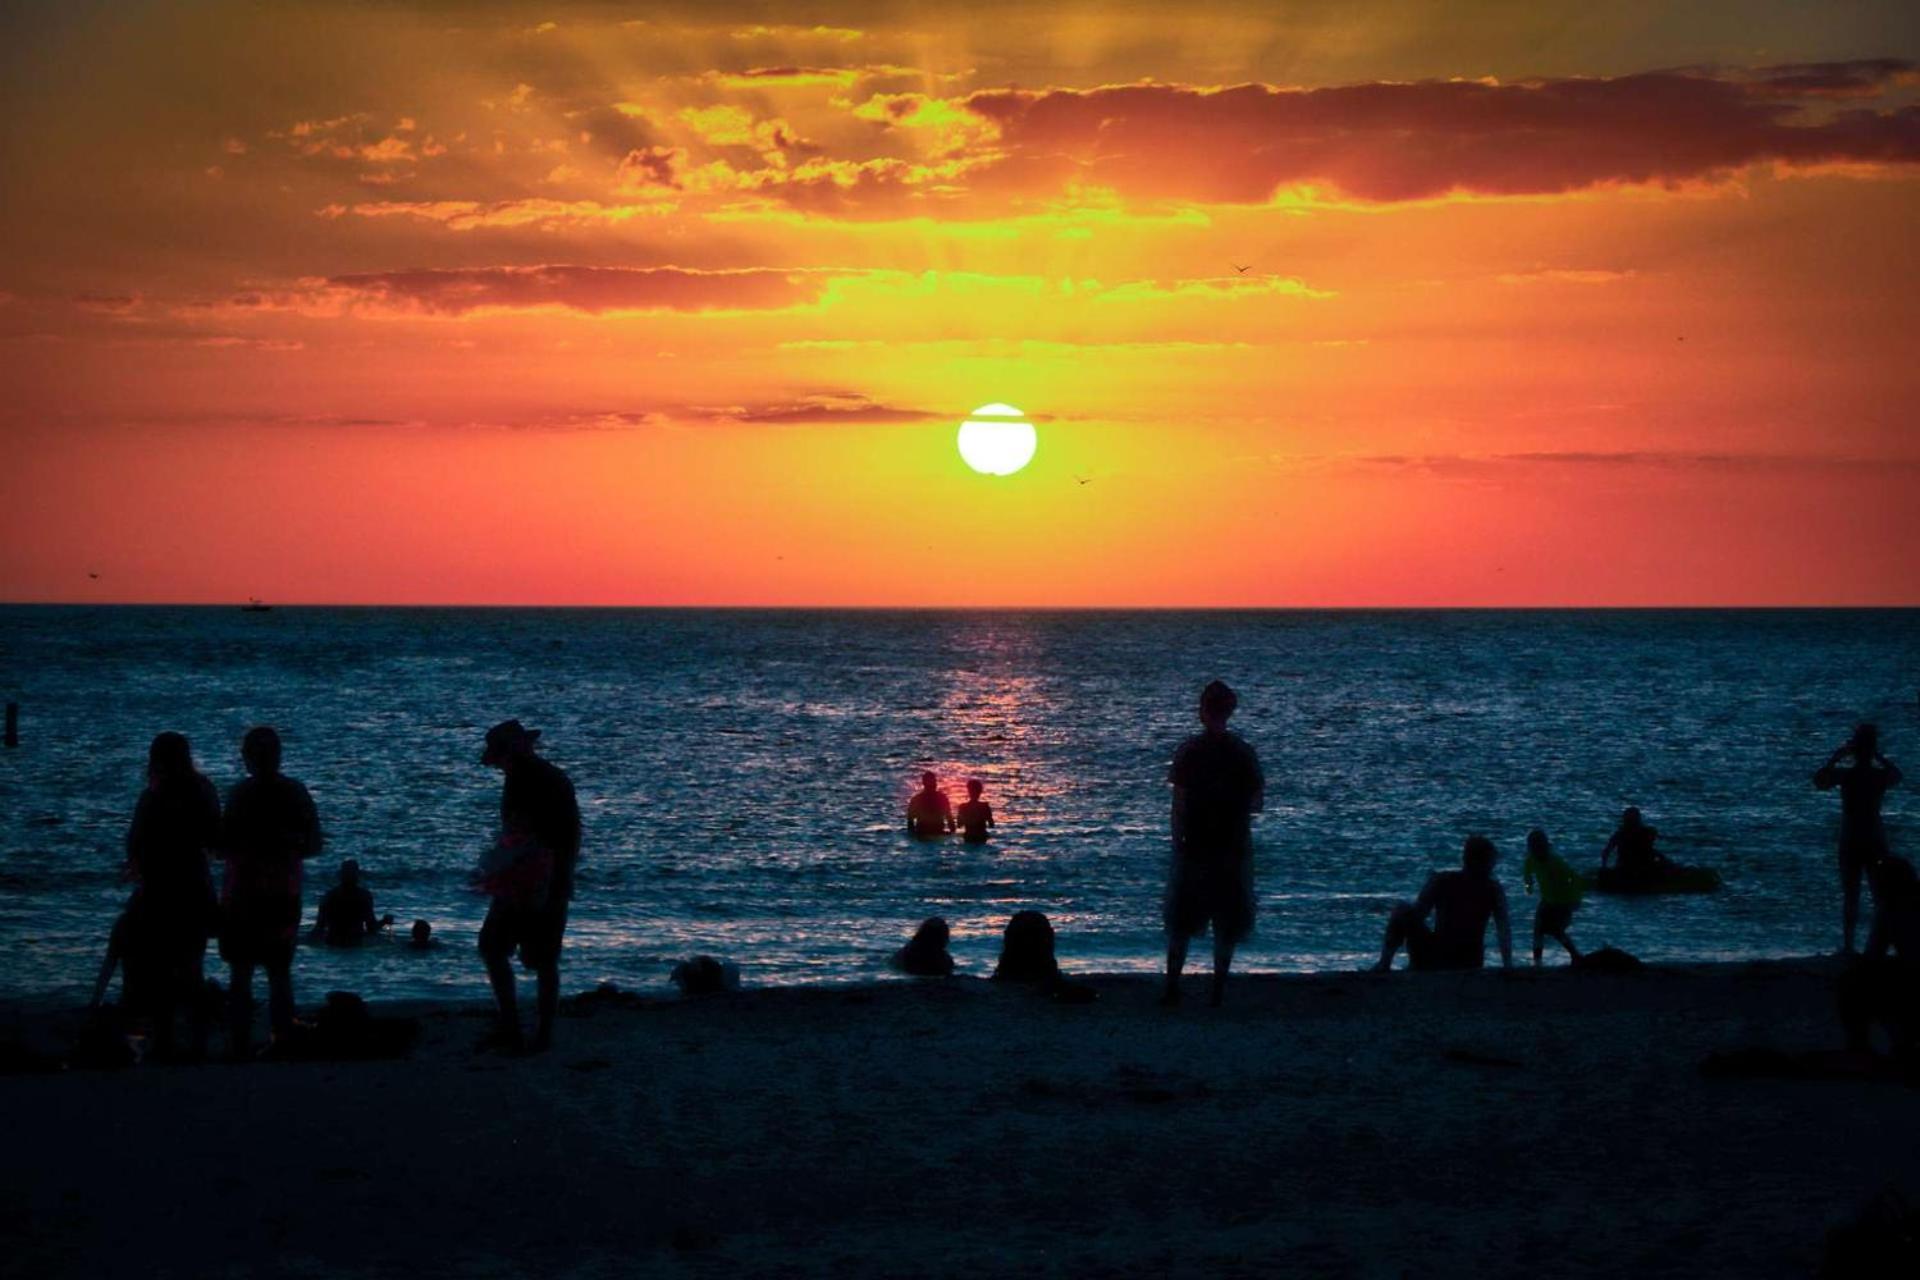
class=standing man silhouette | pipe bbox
[1815,723,1903,954]
[1163,680,1265,1006]
[476,720,580,1053]
[219,726,322,1058]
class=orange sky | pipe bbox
[2,1,1916,605]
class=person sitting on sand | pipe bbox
[1163,679,1265,1007]
[1521,828,1585,966]
[1374,835,1514,972]
[956,780,995,845]
[1816,723,1904,955]
[907,772,956,838]
[313,859,388,946]
[1599,807,1668,886]
[405,919,439,951]
[476,719,580,1054]
[893,917,956,977]
[219,725,323,1059]
[120,732,222,1057]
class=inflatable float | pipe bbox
[1589,864,1722,895]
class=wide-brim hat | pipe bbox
[481,719,541,765]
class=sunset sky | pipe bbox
[2,1,1916,605]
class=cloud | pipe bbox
[962,65,1920,204]
[1743,58,1918,99]
[615,146,684,190]
[1351,450,1920,475]
[690,392,943,425]
[1495,268,1635,285]
[323,198,665,230]
[320,265,838,316]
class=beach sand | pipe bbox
[2,960,1915,1278]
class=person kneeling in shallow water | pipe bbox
[313,859,391,946]
[893,917,956,977]
[404,919,439,951]
[1375,835,1514,972]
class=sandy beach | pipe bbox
[1,959,1914,1278]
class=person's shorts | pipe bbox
[218,899,298,969]
[1839,832,1889,877]
[1403,919,1483,972]
[1164,854,1254,945]
[479,898,570,970]
[1535,902,1576,935]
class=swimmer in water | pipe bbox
[906,772,956,838]
[956,779,995,845]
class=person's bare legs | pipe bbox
[531,962,559,1052]
[1163,935,1189,1004]
[1209,935,1234,1007]
[1374,904,1417,972]
[484,948,520,1036]
[1550,928,1583,965]
[228,959,255,1059]
[265,961,295,1040]
[1841,857,1862,955]
[1532,919,1545,967]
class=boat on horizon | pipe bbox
[241,598,272,613]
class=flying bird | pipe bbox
[1231,263,1252,274]
[1073,475,1094,486]
[87,571,99,579]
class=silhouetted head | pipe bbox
[1526,829,1551,858]
[147,732,195,788]
[339,859,360,888]
[241,726,282,776]
[1199,680,1238,731]
[993,910,1060,984]
[1462,834,1498,876]
[1621,806,1643,829]
[920,771,938,792]
[481,719,541,769]
[410,919,431,944]
[1852,722,1880,757]
[966,779,983,800]
[912,916,951,950]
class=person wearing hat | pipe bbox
[1163,679,1265,1006]
[476,719,580,1053]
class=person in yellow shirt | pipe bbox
[1522,828,1587,966]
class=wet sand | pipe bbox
[2,960,1914,1278]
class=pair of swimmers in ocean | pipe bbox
[906,772,995,844]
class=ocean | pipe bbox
[1,607,1914,1003]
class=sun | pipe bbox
[957,403,1037,476]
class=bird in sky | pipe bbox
[1231,263,1252,274]
[1074,475,1094,486]
[87,571,99,579]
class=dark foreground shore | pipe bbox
[2,960,1916,1278]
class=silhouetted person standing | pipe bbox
[313,859,384,945]
[1521,828,1585,966]
[956,779,995,845]
[219,726,322,1058]
[1375,835,1514,972]
[1816,723,1903,954]
[1839,855,1920,1063]
[123,732,220,1058]
[476,720,579,1053]
[907,771,956,837]
[1163,679,1265,1006]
